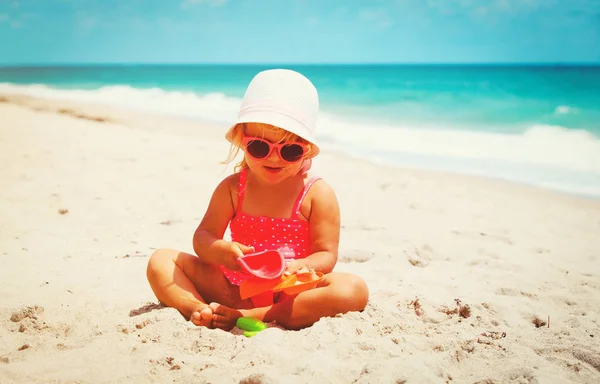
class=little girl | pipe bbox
[146,69,369,331]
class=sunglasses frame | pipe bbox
[242,135,309,163]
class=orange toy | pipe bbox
[239,276,282,300]
[273,271,324,295]
[239,270,323,299]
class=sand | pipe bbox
[1,94,599,384]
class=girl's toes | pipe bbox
[209,302,221,313]
[200,307,212,321]
[212,314,227,329]
[191,307,213,327]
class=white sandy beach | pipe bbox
[1,94,599,383]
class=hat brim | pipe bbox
[226,111,320,157]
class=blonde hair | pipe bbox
[222,122,316,173]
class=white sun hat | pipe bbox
[226,69,320,156]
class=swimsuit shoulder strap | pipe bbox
[291,176,321,219]
[237,168,248,213]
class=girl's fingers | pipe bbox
[233,242,255,254]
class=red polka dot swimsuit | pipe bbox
[220,168,321,285]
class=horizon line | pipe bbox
[1,61,600,67]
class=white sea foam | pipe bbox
[317,114,600,173]
[2,83,599,197]
[0,83,241,123]
[554,105,576,114]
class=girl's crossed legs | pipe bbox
[146,249,369,330]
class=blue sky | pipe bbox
[0,0,598,64]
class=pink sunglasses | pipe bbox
[242,135,308,163]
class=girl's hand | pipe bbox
[217,241,255,271]
[283,259,308,276]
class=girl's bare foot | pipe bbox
[209,302,243,330]
[190,305,214,327]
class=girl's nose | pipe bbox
[267,147,282,162]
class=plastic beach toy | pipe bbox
[273,271,324,296]
[236,316,267,337]
[239,276,282,300]
[236,250,286,279]
[239,270,324,299]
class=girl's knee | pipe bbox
[329,273,369,311]
[345,274,369,309]
[146,248,178,276]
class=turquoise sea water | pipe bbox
[1,64,599,196]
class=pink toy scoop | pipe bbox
[236,250,286,280]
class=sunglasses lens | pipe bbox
[246,140,270,158]
[280,144,305,162]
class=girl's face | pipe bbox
[242,123,307,184]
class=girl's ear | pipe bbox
[300,158,312,175]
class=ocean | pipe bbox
[1,64,599,197]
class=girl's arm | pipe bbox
[289,180,341,274]
[192,174,242,266]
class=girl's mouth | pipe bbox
[264,166,283,173]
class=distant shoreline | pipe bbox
[1,62,600,68]
[2,68,599,199]
[2,91,599,201]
